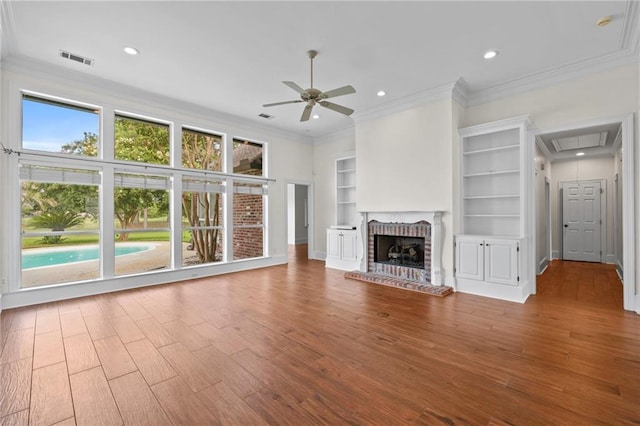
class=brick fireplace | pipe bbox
[359,211,443,285]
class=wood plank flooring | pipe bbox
[1,248,638,425]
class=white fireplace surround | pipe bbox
[359,211,443,285]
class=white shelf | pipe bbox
[463,144,519,155]
[335,156,357,227]
[464,214,520,218]
[464,195,519,200]
[463,169,519,178]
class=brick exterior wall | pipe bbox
[233,192,263,259]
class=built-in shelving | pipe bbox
[335,156,357,227]
[463,144,519,155]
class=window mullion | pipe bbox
[101,165,115,279]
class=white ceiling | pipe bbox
[1,1,638,137]
[537,122,621,162]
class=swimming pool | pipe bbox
[22,244,153,270]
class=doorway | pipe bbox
[561,180,603,262]
[531,114,634,311]
[287,182,312,260]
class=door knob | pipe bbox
[564,224,568,228]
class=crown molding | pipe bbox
[467,48,639,107]
[352,80,458,123]
[620,0,640,54]
[2,55,310,143]
[312,125,355,145]
[0,0,16,58]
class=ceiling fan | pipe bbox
[262,50,356,122]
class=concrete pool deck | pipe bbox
[21,242,201,288]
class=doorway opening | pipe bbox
[287,182,313,261]
[531,114,634,311]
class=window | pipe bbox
[233,182,265,260]
[20,164,100,287]
[233,139,263,175]
[114,172,171,275]
[182,177,224,266]
[182,128,223,171]
[115,115,170,165]
[22,95,99,156]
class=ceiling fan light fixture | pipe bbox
[483,49,498,59]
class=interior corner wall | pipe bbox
[464,62,639,299]
[294,185,308,244]
[355,98,454,283]
[311,129,355,259]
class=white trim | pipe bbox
[353,81,458,123]
[467,50,639,107]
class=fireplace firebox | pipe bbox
[374,235,425,269]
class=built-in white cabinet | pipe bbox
[455,116,532,303]
[455,236,519,286]
[326,229,358,270]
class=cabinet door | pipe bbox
[326,230,341,259]
[455,237,484,281]
[484,239,518,285]
[341,231,358,262]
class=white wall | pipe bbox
[550,156,615,261]
[312,129,355,259]
[614,140,623,274]
[287,184,295,244]
[294,185,308,244]
[355,97,454,283]
[464,63,639,302]
[0,58,314,308]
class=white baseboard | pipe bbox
[636,294,640,315]
[616,260,623,282]
[604,254,616,264]
[295,238,308,245]
[552,250,560,260]
[311,251,326,261]
[1,255,287,310]
[454,277,532,304]
[538,257,549,274]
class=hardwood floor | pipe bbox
[1,256,638,425]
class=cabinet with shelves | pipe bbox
[455,116,532,303]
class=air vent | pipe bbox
[258,113,274,119]
[59,50,94,66]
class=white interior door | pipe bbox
[562,181,601,262]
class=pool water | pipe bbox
[22,245,151,270]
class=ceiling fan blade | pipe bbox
[263,100,304,107]
[321,85,356,99]
[319,101,354,116]
[300,103,314,122]
[283,81,306,94]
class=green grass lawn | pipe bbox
[21,216,193,249]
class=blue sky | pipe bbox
[22,98,99,152]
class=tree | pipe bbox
[181,130,223,263]
[30,210,83,244]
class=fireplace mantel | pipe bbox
[359,211,443,285]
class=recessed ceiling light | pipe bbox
[312,114,319,119]
[377,90,386,97]
[483,50,498,60]
[596,15,612,27]
[576,152,585,156]
[123,46,139,55]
